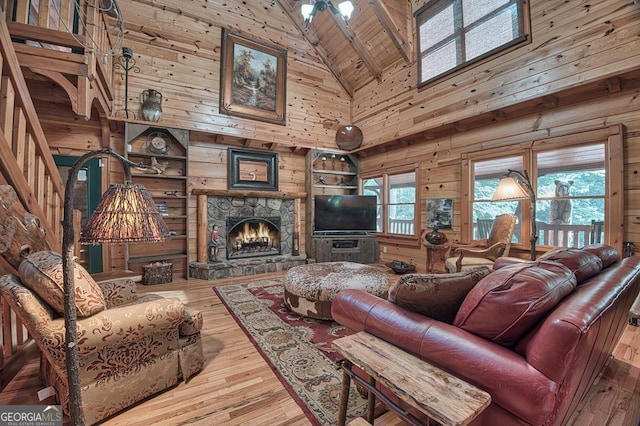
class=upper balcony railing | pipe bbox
[2,0,117,119]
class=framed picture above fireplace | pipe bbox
[219,29,287,125]
[228,148,279,191]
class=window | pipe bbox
[415,0,529,87]
[463,126,623,255]
[471,156,523,242]
[535,145,606,247]
[363,170,417,236]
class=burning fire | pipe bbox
[233,221,278,250]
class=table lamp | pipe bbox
[492,169,537,260]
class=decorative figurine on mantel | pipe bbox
[209,225,220,262]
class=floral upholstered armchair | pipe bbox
[0,185,203,423]
[0,250,204,424]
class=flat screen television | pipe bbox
[314,195,377,232]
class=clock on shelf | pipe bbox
[148,132,170,155]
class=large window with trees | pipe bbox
[363,169,417,237]
[415,0,529,87]
[471,155,524,242]
[463,126,623,255]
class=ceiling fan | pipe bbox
[272,0,355,28]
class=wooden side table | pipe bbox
[333,332,491,426]
[423,242,450,273]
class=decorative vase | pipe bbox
[140,89,163,122]
[425,227,447,245]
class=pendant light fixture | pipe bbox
[270,1,355,28]
[299,1,355,28]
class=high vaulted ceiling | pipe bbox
[274,0,414,97]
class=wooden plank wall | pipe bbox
[111,0,351,151]
[364,96,640,269]
[354,1,640,269]
[354,1,640,147]
[185,133,309,264]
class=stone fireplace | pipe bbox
[189,192,306,280]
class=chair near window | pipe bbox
[590,220,605,244]
[445,214,517,273]
[476,218,494,239]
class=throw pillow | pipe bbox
[582,244,620,269]
[539,248,602,284]
[18,250,106,317]
[388,266,492,324]
[453,261,576,346]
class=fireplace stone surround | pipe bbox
[189,193,306,280]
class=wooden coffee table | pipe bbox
[333,332,491,426]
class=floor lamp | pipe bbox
[62,148,170,425]
[492,169,537,260]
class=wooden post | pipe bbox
[197,194,208,262]
[293,198,300,255]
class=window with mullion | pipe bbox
[416,0,528,87]
[463,128,623,254]
[363,170,417,236]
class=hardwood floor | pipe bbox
[1,273,639,425]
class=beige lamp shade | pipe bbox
[492,176,529,202]
[79,183,171,244]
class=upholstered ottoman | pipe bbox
[283,262,389,320]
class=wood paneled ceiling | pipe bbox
[274,0,414,97]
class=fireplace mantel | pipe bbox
[192,189,306,200]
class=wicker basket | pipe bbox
[142,262,173,285]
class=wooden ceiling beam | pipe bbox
[275,0,354,97]
[330,13,383,82]
[542,95,559,108]
[492,110,507,121]
[98,111,110,148]
[288,145,309,155]
[368,0,412,63]
[263,142,279,151]
[607,77,622,93]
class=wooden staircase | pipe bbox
[0,1,116,390]
[0,11,66,390]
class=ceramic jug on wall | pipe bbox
[140,89,163,122]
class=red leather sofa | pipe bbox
[332,245,640,425]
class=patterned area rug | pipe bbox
[214,278,370,425]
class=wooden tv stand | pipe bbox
[311,232,379,264]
